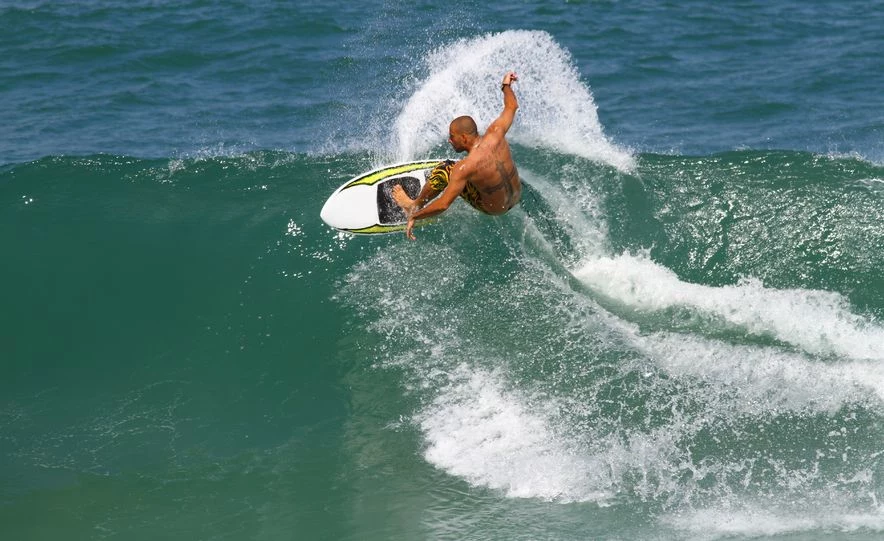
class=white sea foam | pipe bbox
[399,255,884,507]
[348,250,884,521]
[574,253,884,362]
[393,30,634,171]
[416,364,614,503]
[634,331,883,413]
[353,245,884,509]
[662,506,884,540]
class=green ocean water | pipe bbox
[4,148,884,540]
[3,1,884,539]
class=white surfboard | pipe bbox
[320,159,449,235]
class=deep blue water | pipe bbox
[3,1,884,539]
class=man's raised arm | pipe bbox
[488,71,519,136]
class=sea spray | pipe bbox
[391,30,635,171]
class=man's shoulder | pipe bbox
[453,155,477,171]
[483,119,510,139]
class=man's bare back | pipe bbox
[452,130,521,215]
[392,71,521,240]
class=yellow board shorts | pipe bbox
[427,160,483,212]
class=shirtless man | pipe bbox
[392,71,521,240]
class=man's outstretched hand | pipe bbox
[403,217,416,241]
[391,184,418,240]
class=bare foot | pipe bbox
[391,184,415,214]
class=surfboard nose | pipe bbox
[320,184,378,230]
[319,198,335,227]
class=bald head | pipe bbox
[450,116,478,137]
[447,116,478,152]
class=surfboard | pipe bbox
[320,159,447,235]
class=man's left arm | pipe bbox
[402,164,468,239]
[487,71,519,137]
[411,164,466,220]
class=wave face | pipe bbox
[336,142,884,533]
[3,13,884,541]
[4,151,884,541]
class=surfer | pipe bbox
[392,71,522,240]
